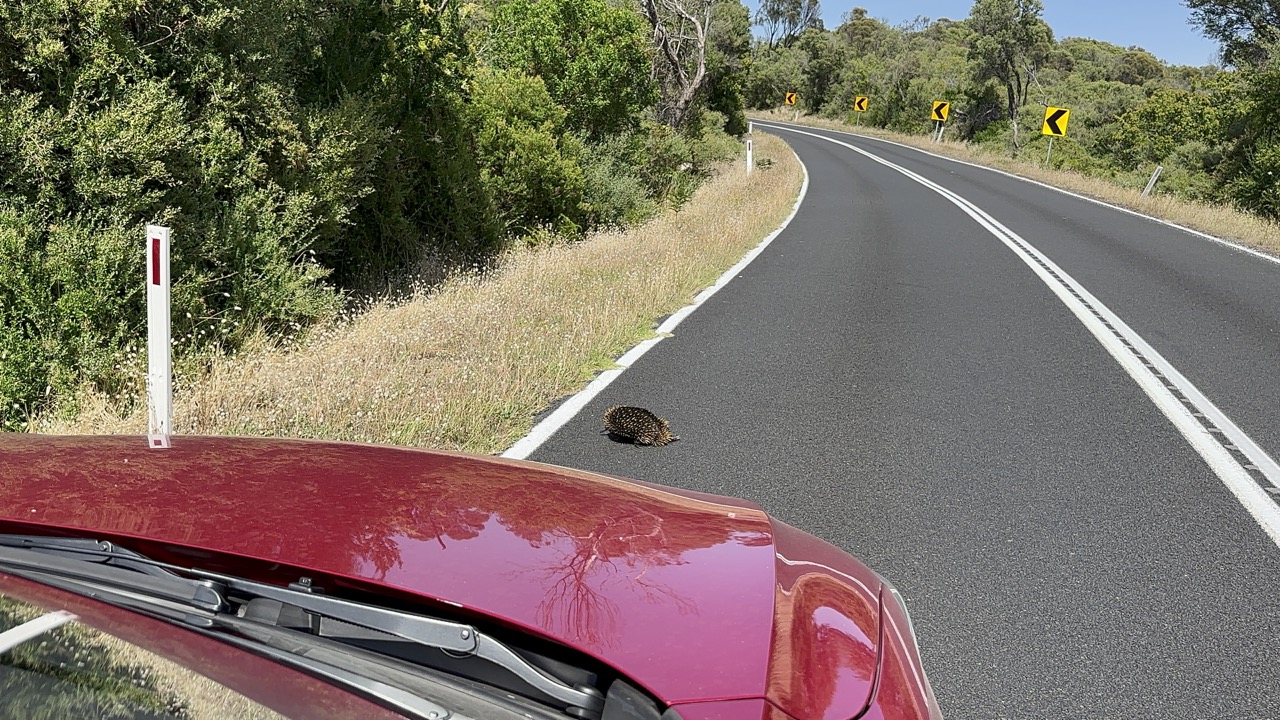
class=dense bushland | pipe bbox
[747,0,1280,220]
[0,0,748,428]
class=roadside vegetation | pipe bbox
[746,0,1280,253]
[0,0,753,429]
[33,134,801,454]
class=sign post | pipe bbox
[1143,165,1164,196]
[854,96,868,126]
[931,101,950,143]
[1041,106,1070,166]
[146,225,172,449]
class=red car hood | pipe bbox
[0,435,882,719]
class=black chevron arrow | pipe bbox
[1045,108,1068,136]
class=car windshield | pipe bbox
[0,591,285,720]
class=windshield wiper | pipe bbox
[0,535,605,720]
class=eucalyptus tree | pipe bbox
[640,0,753,130]
[640,0,714,127]
[968,0,1054,148]
[706,0,753,134]
[1184,0,1280,65]
[756,0,823,49]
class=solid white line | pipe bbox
[501,149,813,460]
[756,119,1280,268]
[0,611,78,654]
[758,122,1280,550]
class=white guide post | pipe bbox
[746,121,754,174]
[0,611,79,654]
[146,225,172,449]
[1142,165,1164,197]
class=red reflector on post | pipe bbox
[151,237,160,285]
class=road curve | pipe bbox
[526,121,1280,719]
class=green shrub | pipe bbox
[580,140,659,229]
[466,68,587,239]
[0,0,494,426]
[482,0,656,136]
[687,111,744,169]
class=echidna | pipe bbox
[603,405,678,446]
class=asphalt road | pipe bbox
[525,121,1280,719]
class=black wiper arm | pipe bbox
[191,567,604,716]
[0,536,605,720]
[0,542,226,611]
[0,535,188,577]
[0,558,476,720]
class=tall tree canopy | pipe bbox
[968,0,1054,147]
[1184,0,1280,65]
[756,0,823,48]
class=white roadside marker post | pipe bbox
[746,124,754,174]
[146,225,172,449]
[1142,165,1164,197]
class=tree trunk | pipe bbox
[1005,81,1022,151]
[641,0,713,128]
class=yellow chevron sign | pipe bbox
[854,96,869,112]
[931,100,950,122]
[1042,107,1070,136]
[785,92,798,106]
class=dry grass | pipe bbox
[0,595,282,719]
[35,134,802,454]
[90,632,287,720]
[751,109,1280,257]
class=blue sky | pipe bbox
[744,1,1222,67]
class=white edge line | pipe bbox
[501,146,813,460]
[616,338,665,368]
[0,611,78,654]
[770,123,1280,550]
[754,119,1280,268]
